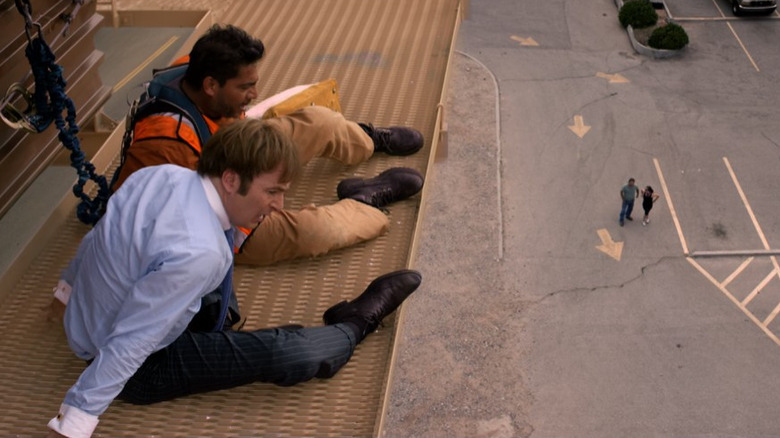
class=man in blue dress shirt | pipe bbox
[47,118,422,438]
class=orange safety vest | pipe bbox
[132,112,220,155]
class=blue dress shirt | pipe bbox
[51,165,233,436]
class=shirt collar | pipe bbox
[200,175,231,231]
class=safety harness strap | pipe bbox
[110,64,213,192]
[144,64,213,147]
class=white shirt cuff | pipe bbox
[53,280,72,305]
[48,403,98,438]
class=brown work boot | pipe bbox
[337,167,424,208]
[360,123,424,156]
[323,269,422,341]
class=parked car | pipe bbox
[731,0,777,16]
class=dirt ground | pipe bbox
[381,51,532,437]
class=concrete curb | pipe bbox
[615,0,686,59]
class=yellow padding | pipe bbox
[262,78,341,118]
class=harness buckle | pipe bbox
[0,83,38,133]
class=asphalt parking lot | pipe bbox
[384,0,780,436]
[666,0,780,72]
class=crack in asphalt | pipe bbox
[539,255,682,301]
[762,131,780,152]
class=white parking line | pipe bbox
[677,157,780,346]
[723,157,770,250]
[723,157,780,282]
[654,158,689,255]
[673,16,780,21]
[688,257,780,347]
[763,285,780,325]
[725,22,761,72]
[709,0,727,17]
[721,256,754,287]
[741,269,776,306]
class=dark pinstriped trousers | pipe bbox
[118,324,357,404]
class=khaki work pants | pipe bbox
[235,106,390,266]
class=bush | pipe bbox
[619,0,658,29]
[647,23,689,50]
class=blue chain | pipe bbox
[20,1,110,225]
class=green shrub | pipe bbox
[619,0,658,28]
[647,22,689,50]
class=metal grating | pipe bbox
[0,0,460,436]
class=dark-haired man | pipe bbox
[619,177,640,226]
[47,118,422,438]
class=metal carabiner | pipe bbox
[24,21,44,46]
[0,83,38,133]
[15,0,44,46]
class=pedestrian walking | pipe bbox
[641,185,660,226]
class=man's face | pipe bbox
[222,165,290,230]
[628,180,635,187]
[212,63,259,118]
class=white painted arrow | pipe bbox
[568,115,591,138]
[596,228,623,261]
[595,72,629,83]
[510,35,539,46]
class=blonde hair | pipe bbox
[198,118,300,194]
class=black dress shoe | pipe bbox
[626,216,633,221]
[337,167,424,208]
[360,123,424,156]
[323,269,422,341]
